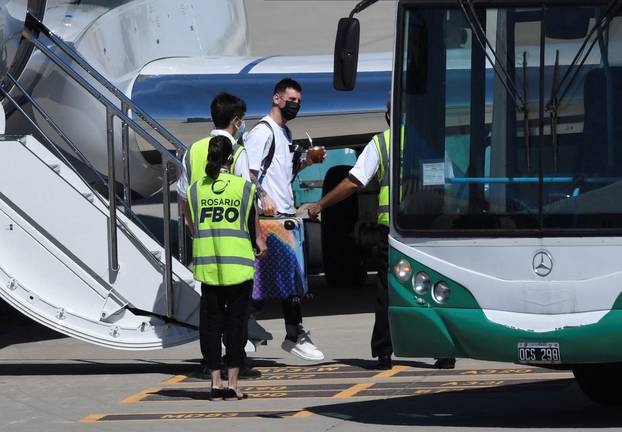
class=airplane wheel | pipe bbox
[321,165,366,288]
[573,363,622,405]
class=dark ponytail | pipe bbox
[205,135,233,180]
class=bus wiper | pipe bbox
[458,0,527,112]
[557,1,622,106]
[522,52,531,172]
[547,50,560,172]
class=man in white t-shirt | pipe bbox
[244,78,325,361]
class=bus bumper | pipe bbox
[389,306,622,364]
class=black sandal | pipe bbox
[209,387,224,400]
[222,387,248,400]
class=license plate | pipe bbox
[517,342,561,364]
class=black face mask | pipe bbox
[281,100,300,121]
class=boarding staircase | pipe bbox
[0,14,200,349]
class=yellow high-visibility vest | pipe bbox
[187,136,244,185]
[374,129,391,227]
[187,173,256,285]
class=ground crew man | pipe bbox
[177,92,250,203]
[308,107,456,370]
[185,135,267,400]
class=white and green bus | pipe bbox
[336,0,622,403]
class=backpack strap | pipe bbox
[289,126,304,182]
[255,120,276,185]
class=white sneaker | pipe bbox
[244,339,256,353]
[281,331,325,361]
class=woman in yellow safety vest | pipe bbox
[186,135,267,400]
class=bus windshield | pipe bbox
[395,2,622,235]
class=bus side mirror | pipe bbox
[334,17,360,91]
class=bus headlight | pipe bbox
[413,272,430,295]
[394,259,413,283]
[433,281,451,304]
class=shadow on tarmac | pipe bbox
[0,301,67,349]
[180,357,434,371]
[335,357,436,370]
[0,361,193,376]
[0,273,375,350]
[0,357,382,376]
[306,379,622,428]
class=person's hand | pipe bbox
[307,203,322,219]
[262,195,277,216]
[255,236,268,259]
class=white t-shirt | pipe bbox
[349,137,381,187]
[244,115,296,214]
[176,129,250,199]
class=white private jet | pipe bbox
[0,0,391,349]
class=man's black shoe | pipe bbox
[208,387,225,400]
[240,367,262,379]
[377,354,392,370]
[434,358,456,369]
[197,364,212,380]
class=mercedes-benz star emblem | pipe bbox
[532,250,553,277]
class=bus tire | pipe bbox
[304,219,323,275]
[573,364,622,405]
[321,165,366,288]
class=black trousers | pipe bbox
[371,225,393,358]
[249,298,302,327]
[200,280,252,371]
[282,297,302,326]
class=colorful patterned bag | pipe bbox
[252,217,308,300]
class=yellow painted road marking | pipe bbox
[256,366,346,373]
[166,367,568,385]
[81,413,105,424]
[158,372,573,390]
[161,375,187,385]
[120,386,160,404]
[374,365,408,379]
[332,382,374,399]
[81,410,313,423]
[365,383,505,391]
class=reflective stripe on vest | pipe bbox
[188,136,244,185]
[374,129,391,226]
[231,142,243,172]
[187,173,256,285]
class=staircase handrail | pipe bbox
[10,13,192,319]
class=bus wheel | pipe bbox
[321,165,366,288]
[573,364,622,405]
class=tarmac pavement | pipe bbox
[0,275,620,431]
[2,2,621,431]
